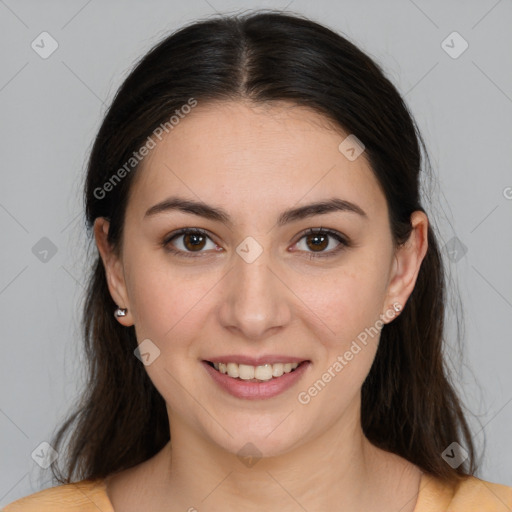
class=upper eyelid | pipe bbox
[163,228,214,246]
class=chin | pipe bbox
[204,415,309,461]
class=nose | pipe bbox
[217,249,292,341]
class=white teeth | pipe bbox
[211,361,300,381]
[238,364,255,380]
[226,362,239,378]
[272,363,284,377]
[254,364,273,381]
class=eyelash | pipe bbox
[162,227,350,259]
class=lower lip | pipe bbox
[202,361,311,400]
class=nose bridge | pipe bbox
[219,246,290,339]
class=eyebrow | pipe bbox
[144,196,367,226]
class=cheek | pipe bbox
[123,252,213,343]
[291,260,389,344]
[293,266,387,418]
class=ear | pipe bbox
[93,217,134,327]
[381,210,429,323]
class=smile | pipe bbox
[208,361,300,381]
[203,360,310,399]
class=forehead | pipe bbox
[128,100,386,221]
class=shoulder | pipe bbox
[2,479,113,512]
[417,473,512,511]
[449,476,512,510]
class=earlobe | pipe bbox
[93,217,134,326]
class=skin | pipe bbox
[95,100,429,511]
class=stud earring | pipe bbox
[114,307,128,318]
[393,302,402,313]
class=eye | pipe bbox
[293,228,349,258]
[163,228,220,257]
[162,227,350,259]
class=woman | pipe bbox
[4,10,512,512]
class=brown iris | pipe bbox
[183,232,207,251]
[305,232,328,252]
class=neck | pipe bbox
[146,400,419,511]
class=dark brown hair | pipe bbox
[49,10,478,485]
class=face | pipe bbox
[96,100,427,458]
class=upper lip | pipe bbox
[204,355,309,366]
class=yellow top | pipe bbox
[3,473,512,511]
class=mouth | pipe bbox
[205,360,306,382]
[201,355,311,399]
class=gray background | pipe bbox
[1,0,511,506]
